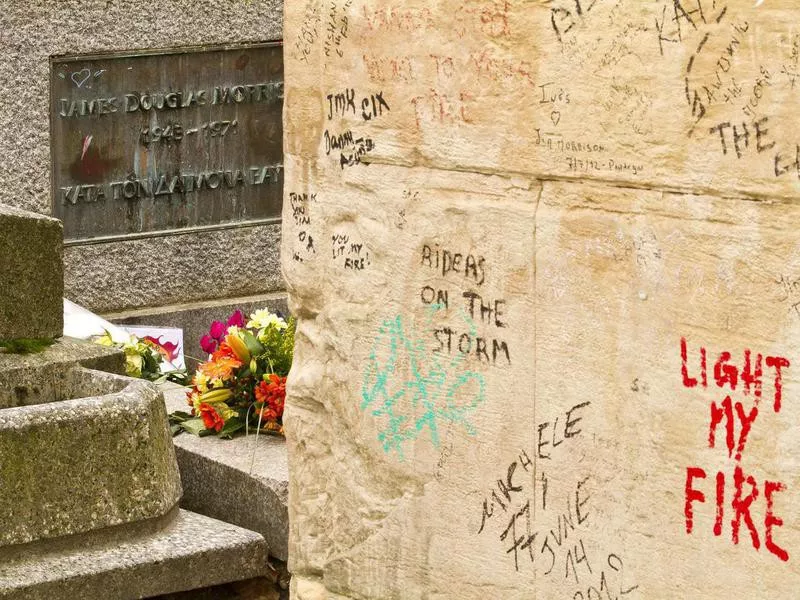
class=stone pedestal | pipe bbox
[0,204,62,340]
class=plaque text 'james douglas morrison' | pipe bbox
[50,43,284,241]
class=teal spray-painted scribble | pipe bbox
[361,304,486,459]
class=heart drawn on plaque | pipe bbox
[71,68,91,88]
[550,110,561,127]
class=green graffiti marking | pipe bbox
[361,304,486,459]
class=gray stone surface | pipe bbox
[65,223,284,313]
[0,508,268,600]
[162,384,289,561]
[0,368,181,546]
[0,204,63,340]
[109,292,289,370]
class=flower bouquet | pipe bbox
[94,331,167,380]
[93,331,187,384]
[169,309,295,438]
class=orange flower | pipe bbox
[211,341,238,362]
[198,355,242,381]
[257,406,279,421]
[255,374,286,421]
[198,402,225,432]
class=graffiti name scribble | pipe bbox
[361,304,486,459]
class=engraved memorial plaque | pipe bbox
[50,43,283,241]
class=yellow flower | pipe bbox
[189,391,203,413]
[193,371,210,393]
[123,347,144,378]
[247,309,287,331]
[225,333,251,363]
[219,405,238,421]
[94,332,114,347]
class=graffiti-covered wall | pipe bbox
[282,1,800,598]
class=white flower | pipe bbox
[247,308,287,330]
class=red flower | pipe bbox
[201,310,244,357]
[255,374,286,421]
[200,335,218,354]
[198,403,225,432]
[211,341,238,362]
[227,309,245,328]
[209,320,227,339]
[257,406,279,421]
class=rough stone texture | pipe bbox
[0,508,268,600]
[162,384,290,561]
[64,224,284,313]
[0,2,284,313]
[0,204,63,340]
[109,292,289,371]
[0,336,125,403]
[0,337,266,598]
[0,367,181,546]
[154,574,288,600]
[285,1,800,598]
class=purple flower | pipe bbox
[227,310,245,328]
[200,335,218,354]
[208,320,227,339]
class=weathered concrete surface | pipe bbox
[0,508,267,600]
[0,204,62,340]
[163,384,290,561]
[284,1,800,598]
[0,345,268,598]
[0,336,125,405]
[0,368,181,546]
[527,181,800,598]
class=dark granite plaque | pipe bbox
[50,43,283,242]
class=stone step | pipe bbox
[161,383,289,561]
[0,508,267,599]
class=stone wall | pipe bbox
[283,1,800,598]
[0,1,283,314]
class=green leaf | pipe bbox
[241,329,265,356]
[166,370,190,386]
[178,417,208,436]
[217,417,245,439]
[170,424,182,436]
[168,411,194,424]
